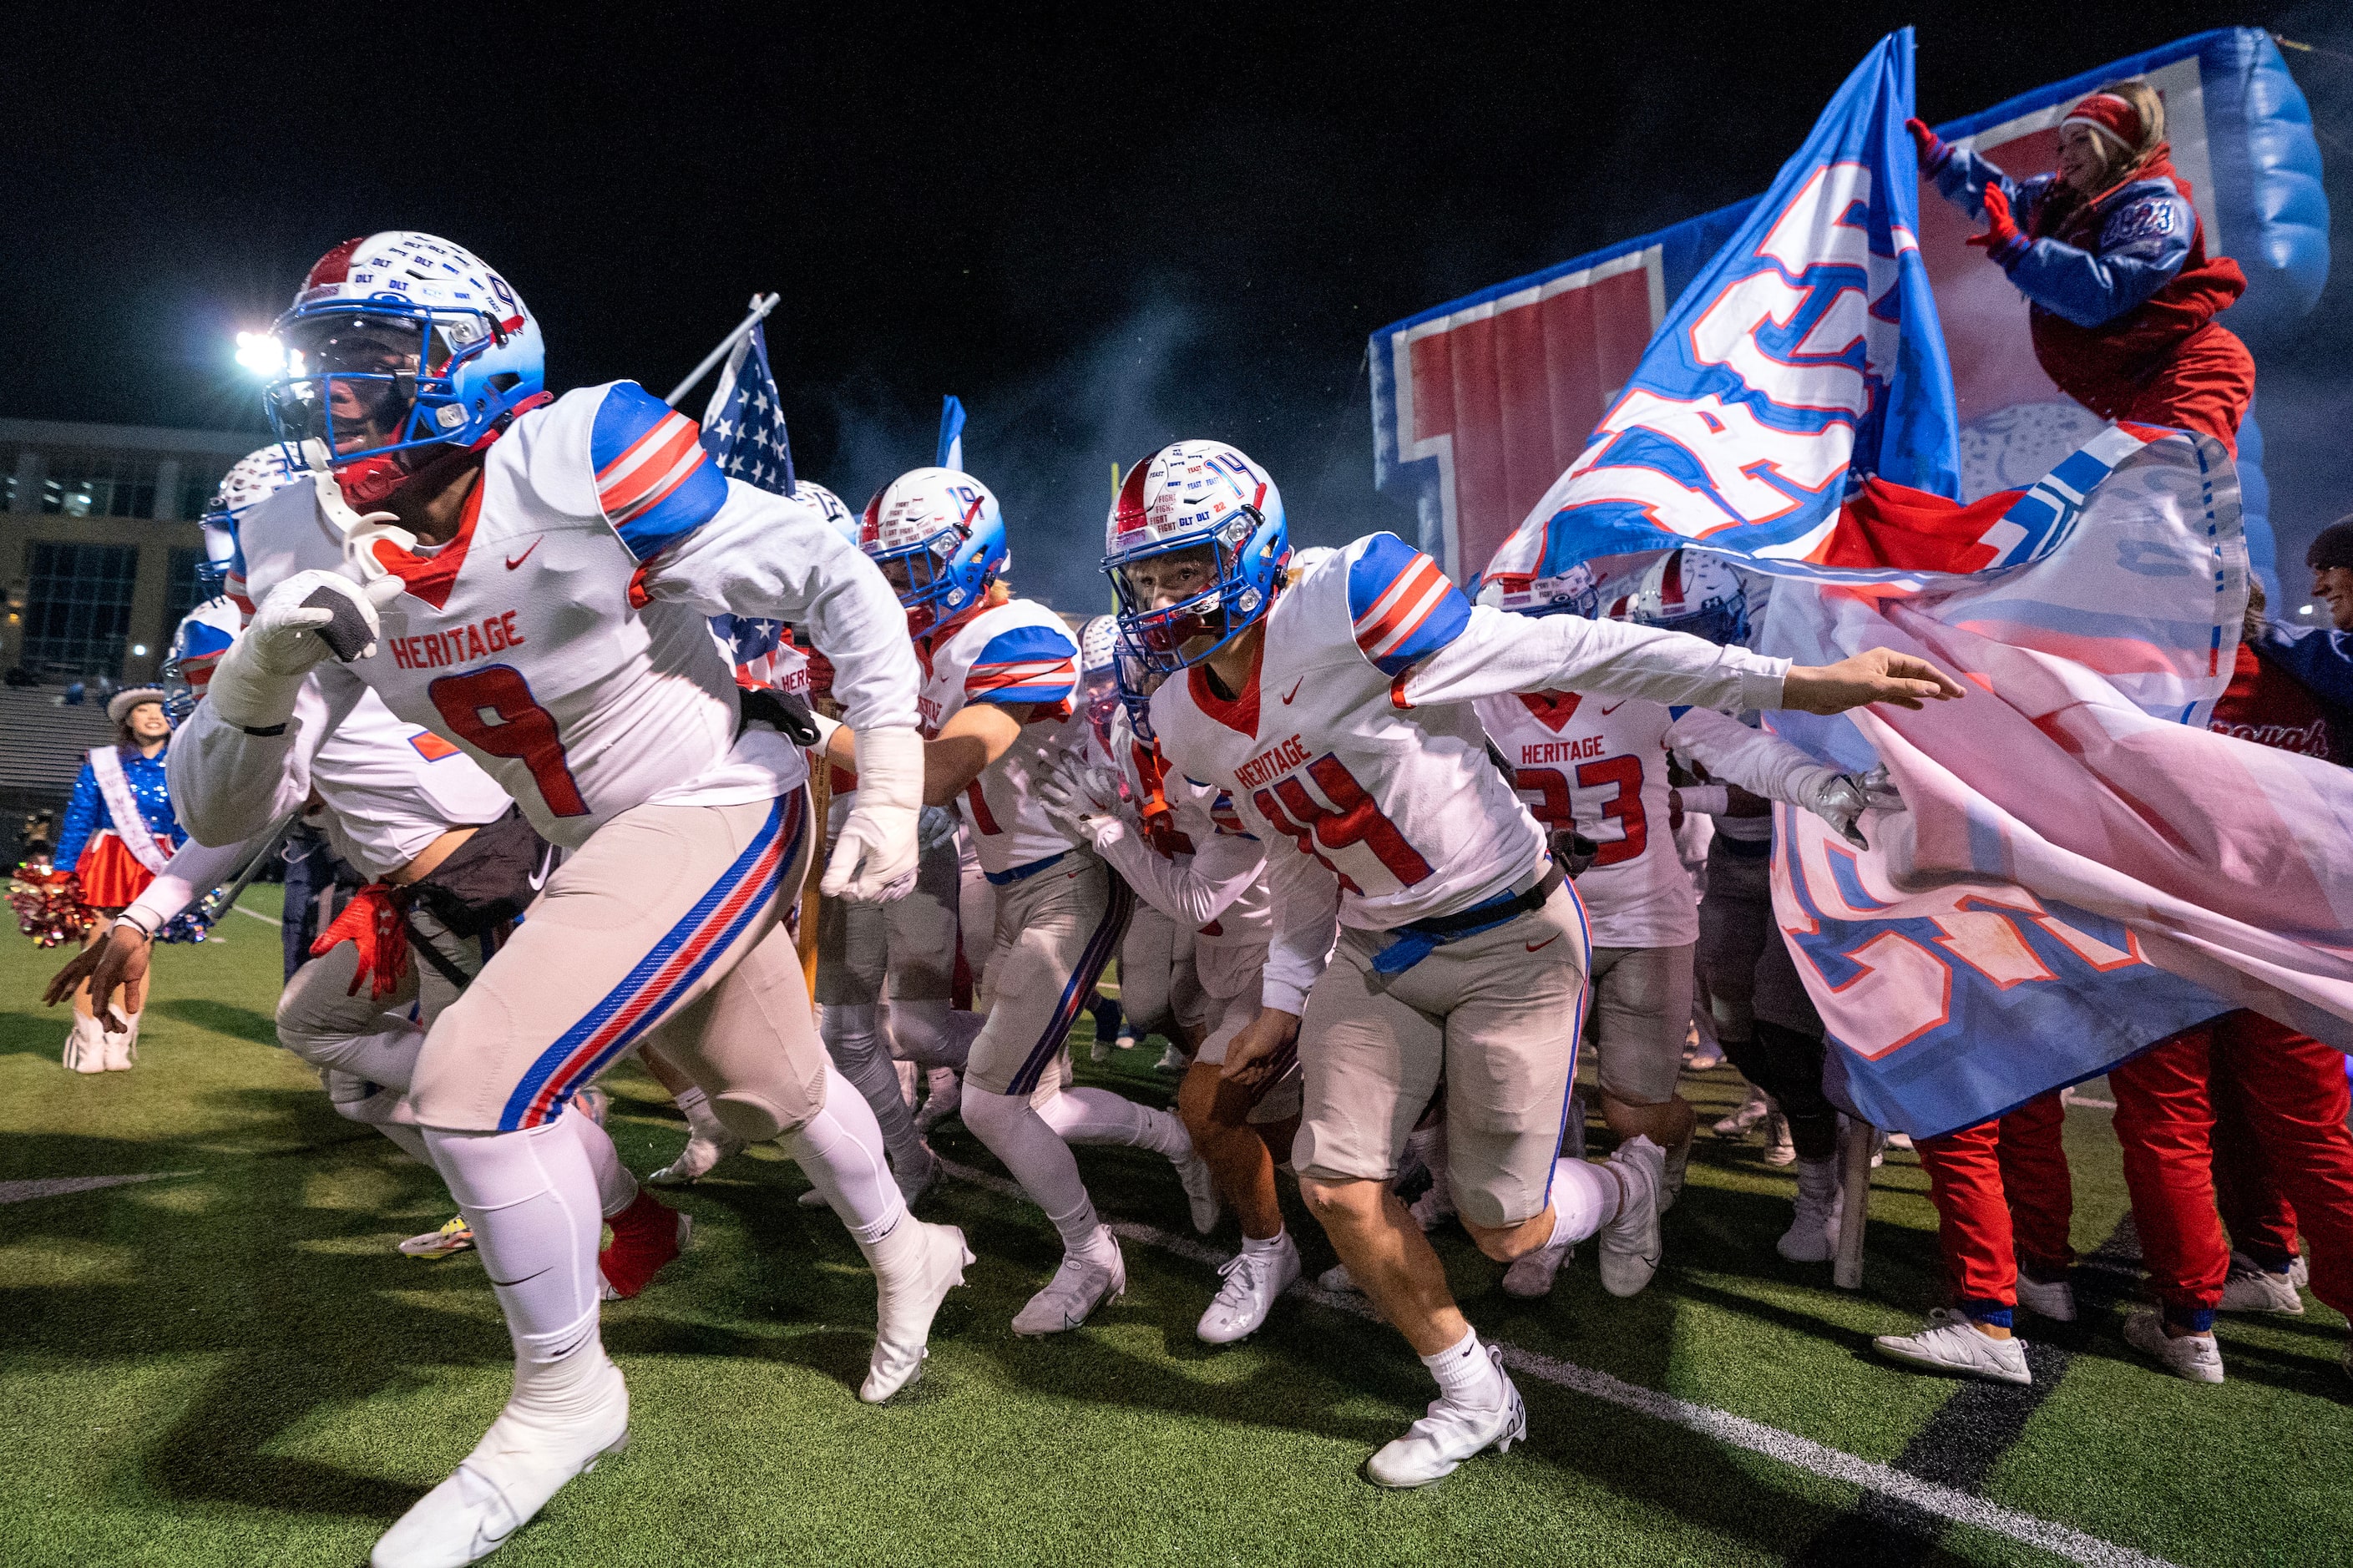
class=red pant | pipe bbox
[2113,324,2255,458]
[2214,1071,2300,1268]
[1914,1091,2074,1313]
[2109,1010,2353,1317]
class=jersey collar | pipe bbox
[1187,632,1263,737]
[1518,690,1584,732]
[367,475,484,612]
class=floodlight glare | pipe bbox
[235,331,285,377]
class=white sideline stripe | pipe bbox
[231,904,283,928]
[0,1171,195,1205]
[935,1157,2178,1568]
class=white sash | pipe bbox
[88,746,172,873]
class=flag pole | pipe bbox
[665,292,781,407]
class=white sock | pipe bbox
[1035,1086,1192,1160]
[962,1084,1107,1254]
[1242,1227,1289,1256]
[1421,1326,1505,1409]
[782,1066,922,1274]
[567,1101,639,1217]
[1546,1158,1617,1247]
[674,1084,726,1139]
[425,1122,605,1376]
[822,1004,933,1175]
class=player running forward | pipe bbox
[1040,662,1296,1343]
[171,232,969,1565]
[816,468,1217,1335]
[1104,439,1961,1488]
[1472,550,1903,1294]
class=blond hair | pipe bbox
[2086,79,2167,180]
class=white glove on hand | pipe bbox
[917,804,961,855]
[1797,763,1905,849]
[209,570,389,731]
[822,726,923,902]
[1038,755,1127,853]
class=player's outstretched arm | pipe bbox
[1667,706,1907,848]
[1779,647,1966,713]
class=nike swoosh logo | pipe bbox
[1282,680,1303,704]
[1525,935,1561,953]
[1599,701,1627,716]
[505,538,543,570]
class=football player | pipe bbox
[816,468,1217,1335]
[1103,439,1961,1488]
[171,233,968,1565]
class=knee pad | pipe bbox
[957,1083,1024,1143]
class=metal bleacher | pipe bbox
[0,687,119,864]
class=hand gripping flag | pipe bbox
[699,322,808,695]
[1485,30,1960,593]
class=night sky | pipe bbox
[8,2,2348,609]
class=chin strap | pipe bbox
[311,469,417,591]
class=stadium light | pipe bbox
[235,331,284,377]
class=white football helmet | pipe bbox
[1605,549,1749,645]
[1102,440,1288,674]
[1475,559,1601,620]
[859,467,1008,635]
[796,480,858,544]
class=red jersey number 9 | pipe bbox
[429,665,591,817]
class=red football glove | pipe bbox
[1905,116,1947,169]
[1965,183,2020,254]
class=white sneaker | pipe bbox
[2016,1275,2077,1323]
[2123,1311,2224,1383]
[1364,1349,1526,1488]
[1596,1137,1664,1297]
[62,1014,108,1074]
[1172,1146,1221,1236]
[1714,1087,1769,1141]
[101,1011,140,1071]
[2290,1253,2310,1291]
[2219,1262,2303,1316]
[863,1221,974,1403]
[1872,1308,2031,1385]
[1777,1159,1839,1264]
[1011,1237,1126,1335]
[1197,1236,1301,1343]
[370,1353,630,1566]
[913,1070,962,1133]
[1500,1237,1572,1299]
[646,1124,743,1186]
[1762,1111,1796,1166]
[1318,1262,1360,1293]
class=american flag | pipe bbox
[699,321,807,692]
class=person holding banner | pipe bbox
[1912,82,2254,453]
[48,687,184,1070]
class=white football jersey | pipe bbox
[1150,533,1787,1009]
[1474,691,1693,948]
[915,595,1086,878]
[190,382,916,851]
[310,685,515,879]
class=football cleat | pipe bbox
[1872,1309,2031,1385]
[1317,1262,1361,1293]
[101,1012,140,1071]
[863,1221,974,1403]
[2123,1311,2224,1383]
[646,1123,744,1186]
[1714,1086,1769,1141]
[1777,1159,1840,1264]
[400,1216,476,1258]
[1197,1237,1302,1344]
[598,1191,690,1301]
[1364,1349,1526,1489]
[369,1352,628,1567]
[1153,1044,1189,1075]
[1011,1238,1126,1336]
[1408,1173,1458,1233]
[913,1069,963,1133]
[1596,1136,1665,1297]
[1761,1111,1796,1166]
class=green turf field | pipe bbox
[3,888,2345,1567]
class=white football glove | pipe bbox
[1797,763,1905,849]
[1038,754,1128,853]
[917,804,962,856]
[208,570,392,732]
[821,726,923,902]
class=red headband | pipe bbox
[2062,92,2143,151]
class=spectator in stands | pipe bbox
[50,688,183,1071]
[2103,578,2353,1383]
[1912,83,2254,453]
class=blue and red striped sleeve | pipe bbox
[1346,532,1472,677]
[965,625,1078,709]
[590,382,731,562]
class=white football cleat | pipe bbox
[646,1124,743,1187]
[1011,1238,1126,1335]
[1596,1136,1664,1297]
[1872,1309,2030,1385]
[2123,1311,2224,1383]
[1317,1262,1360,1293]
[1197,1236,1301,1344]
[2218,1262,2303,1315]
[1364,1349,1526,1489]
[1173,1146,1221,1236]
[1713,1086,1769,1141]
[1776,1159,1839,1264]
[369,1353,630,1567]
[913,1070,962,1133]
[863,1221,974,1403]
[1500,1236,1572,1300]
[2016,1274,2078,1323]
[399,1216,476,1258]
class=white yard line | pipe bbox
[0,1171,195,1205]
[230,903,283,928]
[935,1157,2178,1568]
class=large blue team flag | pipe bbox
[1486,29,1960,590]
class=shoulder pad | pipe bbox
[1343,532,1472,675]
[583,382,730,562]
